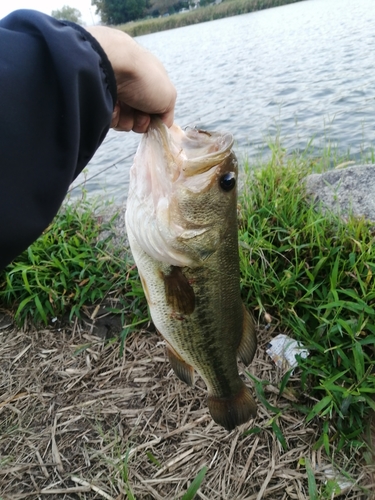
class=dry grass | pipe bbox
[0,310,374,499]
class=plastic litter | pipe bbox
[266,333,309,374]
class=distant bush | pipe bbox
[118,0,303,36]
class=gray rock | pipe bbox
[305,164,375,222]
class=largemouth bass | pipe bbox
[125,118,257,431]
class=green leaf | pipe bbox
[145,451,161,467]
[353,342,365,381]
[246,373,280,414]
[362,395,375,412]
[21,268,32,294]
[323,431,330,456]
[330,254,340,291]
[279,369,293,396]
[321,370,349,388]
[271,421,288,451]
[306,395,332,423]
[336,318,355,336]
[34,295,47,324]
[318,300,374,315]
[305,458,318,500]
[181,466,208,500]
[242,426,262,436]
[15,295,36,320]
[73,343,92,356]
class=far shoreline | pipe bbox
[116,0,305,37]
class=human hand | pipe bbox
[85,26,177,133]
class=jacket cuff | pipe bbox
[63,21,117,109]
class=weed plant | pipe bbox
[120,0,302,37]
[0,194,147,335]
[239,145,375,451]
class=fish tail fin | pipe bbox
[166,344,195,387]
[237,304,257,365]
[207,382,257,431]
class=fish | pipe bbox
[125,118,257,431]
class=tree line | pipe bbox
[52,0,216,26]
[91,0,206,25]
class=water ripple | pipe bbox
[75,0,375,201]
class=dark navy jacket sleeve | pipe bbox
[0,10,117,270]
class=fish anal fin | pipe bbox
[237,304,257,366]
[163,266,195,315]
[166,344,195,387]
[207,383,257,431]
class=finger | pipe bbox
[114,103,134,132]
[132,111,150,134]
[159,108,175,128]
[111,102,120,128]
[157,89,177,128]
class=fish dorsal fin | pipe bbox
[237,304,257,366]
[166,343,195,387]
[163,266,195,315]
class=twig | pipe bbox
[0,392,29,410]
[11,344,31,364]
[51,414,64,473]
[35,449,50,479]
[71,476,116,500]
[256,445,276,500]
[40,487,90,494]
[132,469,165,500]
[154,446,197,478]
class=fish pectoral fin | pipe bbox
[166,344,195,387]
[163,266,195,315]
[207,383,257,431]
[237,304,257,366]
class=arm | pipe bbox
[0,10,176,270]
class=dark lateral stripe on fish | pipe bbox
[207,383,257,431]
[237,304,258,366]
[162,266,195,315]
[166,343,195,387]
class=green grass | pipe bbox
[239,144,375,452]
[0,192,147,334]
[181,466,208,499]
[119,0,303,37]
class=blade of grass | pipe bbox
[181,466,208,500]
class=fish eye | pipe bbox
[220,172,236,192]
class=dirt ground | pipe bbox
[0,309,374,500]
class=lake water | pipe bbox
[70,0,375,200]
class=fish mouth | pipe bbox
[149,118,234,178]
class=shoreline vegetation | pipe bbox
[1,142,375,467]
[117,0,305,37]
